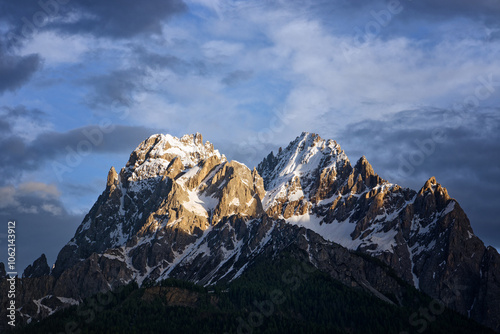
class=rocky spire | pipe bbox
[106,166,119,190]
[23,254,50,278]
[414,176,451,216]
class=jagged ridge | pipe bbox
[2,132,499,333]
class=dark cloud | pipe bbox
[0,182,65,216]
[0,51,42,94]
[0,106,159,183]
[2,104,46,120]
[402,0,500,22]
[0,182,83,273]
[0,0,185,94]
[34,124,159,155]
[0,119,11,132]
[337,108,500,249]
[85,48,192,108]
[61,0,186,38]
[221,70,253,86]
[331,0,500,21]
[134,47,186,71]
[278,0,500,43]
[0,0,186,41]
[84,68,147,108]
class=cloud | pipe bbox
[1,0,187,40]
[84,68,147,108]
[0,50,42,94]
[134,47,187,72]
[19,31,90,65]
[302,0,500,25]
[0,0,186,92]
[0,181,82,273]
[0,106,158,183]
[0,182,62,215]
[202,40,244,58]
[1,105,51,140]
[84,47,191,108]
[59,0,187,38]
[3,105,46,119]
[221,70,253,86]
[401,0,500,22]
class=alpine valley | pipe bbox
[2,132,499,333]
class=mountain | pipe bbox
[1,132,499,333]
[257,132,500,329]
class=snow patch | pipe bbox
[442,201,456,215]
[57,297,79,305]
[183,189,210,217]
[286,213,362,250]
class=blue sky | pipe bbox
[0,0,499,272]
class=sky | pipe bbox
[0,0,499,273]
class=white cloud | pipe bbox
[104,2,499,163]
[41,203,63,215]
[18,182,60,198]
[0,182,64,216]
[0,186,18,209]
[202,40,244,58]
[20,31,90,65]
[246,12,500,138]
[2,108,54,142]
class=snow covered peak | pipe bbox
[257,133,349,211]
[125,133,226,182]
[258,132,347,190]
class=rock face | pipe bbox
[4,132,499,333]
[23,254,50,278]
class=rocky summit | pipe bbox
[1,132,499,332]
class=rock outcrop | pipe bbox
[23,254,50,278]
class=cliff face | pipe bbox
[3,132,499,332]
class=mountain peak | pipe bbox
[353,155,383,189]
[258,132,346,187]
[182,132,203,145]
[124,133,225,182]
[354,155,372,173]
[23,253,50,278]
[419,176,450,201]
[258,133,350,219]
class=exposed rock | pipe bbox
[106,166,119,190]
[23,254,50,278]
